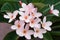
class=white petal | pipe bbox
[36,12,42,17]
[4,15,9,18]
[9,19,13,23]
[44,26,51,31]
[22,3,26,8]
[43,16,46,23]
[34,24,41,28]
[19,8,25,11]
[25,24,29,30]
[50,5,54,10]
[11,25,17,30]
[38,34,43,39]
[40,29,47,33]
[19,16,24,20]
[16,29,24,37]
[52,10,59,16]
[46,21,52,27]
[18,11,24,15]
[28,3,34,8]
[27,30,34,35]
[7,12,12,17]
[25,35,31,39]
[34,33,38,37]
[30,23,34,28]
[35,18,41,23]
[13,10,18,16]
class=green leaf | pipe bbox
[50,31,60,36]
[43,32,53,40]
[1,2,14,12]
[3,31,18,40]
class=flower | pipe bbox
[41,16,52,31]
[16,24,34,39]
[49,5,59,16]
[4,10,19,23]
[29,18,41,28]
[33,28,46,38]
[19,3,36,14]
[19,12,31,23]
[11,20,25,30]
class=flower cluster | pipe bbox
[4,2,59,39]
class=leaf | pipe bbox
[1,2,14,12]
[50,31,60,36]
[3,31,18,40]
[43,32,53,40]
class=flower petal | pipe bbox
[16,29,24,37]
[22,3,26,8]
[36,12,42,17]
[40,29,47,33]
[50,5,54,10]
[25,35,31,39]
[43,16,46,23]
[9,19,13,23]
[11,25,17,30]
[34,24,41,28]
[38,34,43,39]
[52,10,59,16]
[19,11,24,15]
[28,3,34,8]
[34,33,38,37]
[44,26,51,31]
[27,30,34,35]
[19,8,25,11]
[46,21,52,27]
[4,15,9,18]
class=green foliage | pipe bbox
[43,32,53,40]
[3,31,18,40]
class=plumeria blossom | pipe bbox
[19,3,37,14]
[4,10,19,23]
[19,12,31,23]
[41,16,52,31]
[29,18,41,28]
[16,24,34,39]
[34,28,47,38]
[11,20,25,30]
[49,5,59,16]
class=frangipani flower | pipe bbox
[4,10,19,23]
[19,12,31,23]
[49,5,59,16]
[11,20,25,30]
[41,16,52,31]
[16,24,34,39]
[19,3,36,14]
[34,28,46,38]
[29,18,41,28]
